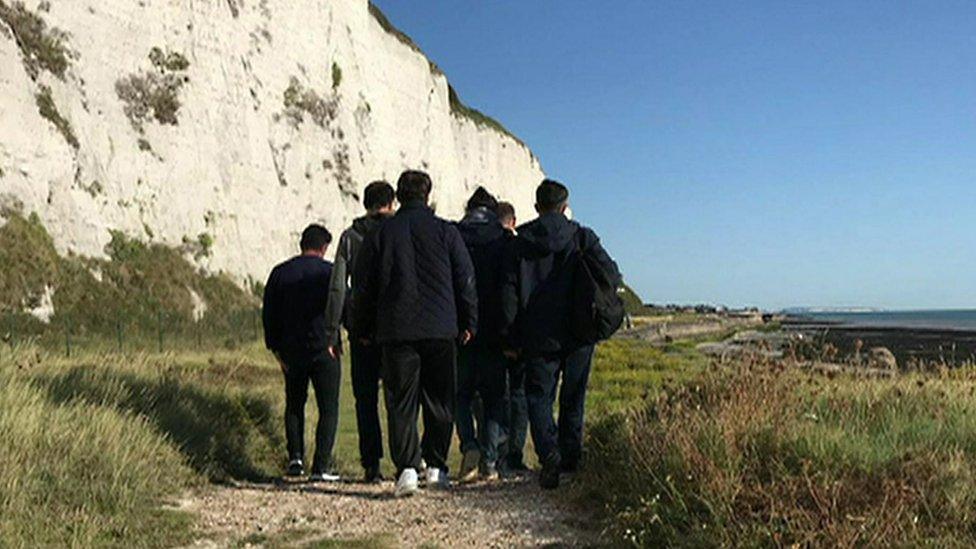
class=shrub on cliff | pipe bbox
[116,47,190,132]
[0,0,71,79]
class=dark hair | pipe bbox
[396,170,433,203]
[300,224,332,251]
[466,186,498,212]
[363,180,395,210]
[536,179,569,212]
[496,201,516,223]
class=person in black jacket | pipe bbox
[495,201,530,473]
[454,187,510,482]
[262,224,341,482]
[500,180,622,489]
[322,181,395,483]
[353,170,478,496]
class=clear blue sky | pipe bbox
[371,1,976,311]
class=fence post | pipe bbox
[65,321,72,358]
[157,310,164,353]
[116,320,123,353]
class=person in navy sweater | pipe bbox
[262,224,341,482]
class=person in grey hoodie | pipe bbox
[323,180,395,483]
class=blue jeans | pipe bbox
[456,346,507,465]
[524,345,595,467]
[503,359,529,466]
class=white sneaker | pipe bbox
[395,468,419,497]
[426,467,450,490]
[309,471,341,483]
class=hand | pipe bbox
[328,345,341,359]
[358,337,371,346]
[503,348,519,360]
[459,330,473,346]
[274,352,288,375]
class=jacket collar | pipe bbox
[399,199,430,212]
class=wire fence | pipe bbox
[0,309,264,357]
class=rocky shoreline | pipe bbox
[782,317,976,366]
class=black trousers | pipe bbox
[524,345,595,468]
[382,339,456,474]
[350,339,383,469]
[282,350,341,473]
[456,345,507,464]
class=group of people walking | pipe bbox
[262,170,621,496]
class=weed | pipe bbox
[0,0,71,79]
[149,46,190,72]
[116,47,189,132]
[283,77,337,128]
[35,84,78,149]
[332,61,342,90]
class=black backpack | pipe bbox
[571,232,625,344]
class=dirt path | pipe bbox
[184,474,599,548]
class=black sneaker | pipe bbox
[507,458,530,472]
[286,459,305,477]
[363,465,383,483]
[539,462,560,490]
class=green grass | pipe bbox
[578,353,976,547]
[35,84,78,149]
[447,85,524,146]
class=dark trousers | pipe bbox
[456,346,507,464]
[525,345,595,467]
[350,340,383,469]
[502,359,529,466]
[382,339,456,474]
[282,351,341,473]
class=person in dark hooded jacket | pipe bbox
[454,187,510,481]
[500,179,621,489]
[322,180,395,483]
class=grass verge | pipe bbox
[578,352,976,546]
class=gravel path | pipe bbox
[185,474,599,548]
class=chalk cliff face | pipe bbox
[0,0,543,286]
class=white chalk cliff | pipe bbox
[0,0,544,286]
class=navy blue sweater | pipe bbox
[262,254,333,357]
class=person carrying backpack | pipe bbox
[500,179,623,489]
[323,181,396,483]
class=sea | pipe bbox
[801,310,976,332]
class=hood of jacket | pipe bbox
[517,212,578,255]
[351,213,387,238]
[457,207,506,246]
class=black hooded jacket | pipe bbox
[323,213,387,344]
[353,201,478,344]
[501,212,621,355]
[456,207,511,348]
[263,255,334,358]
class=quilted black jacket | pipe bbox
[353,201,478,343]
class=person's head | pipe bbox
[299,224,332,256]
[496,201,516,231]
[363,180,395,215]
[535,179,569,215]
[396,170,433,205]
[466,186,498,212]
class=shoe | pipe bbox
[394,468,419,497]
[459,449,480,483]
[479,461,499,481]
[309,471,341,483]
[418,458,427,474]
[363,465,383,483]
[426,467,450,490]
[559,460,579,475]
[286,459,305,477]
[539,462,560,490]
[507,457,530,472]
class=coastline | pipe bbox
[782,316,976,365]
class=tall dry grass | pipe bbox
[580,354,976,547]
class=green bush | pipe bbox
[283,77,337,128]
[35,84,78,149]
[0,0,71,79]
[448,85,524,146]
